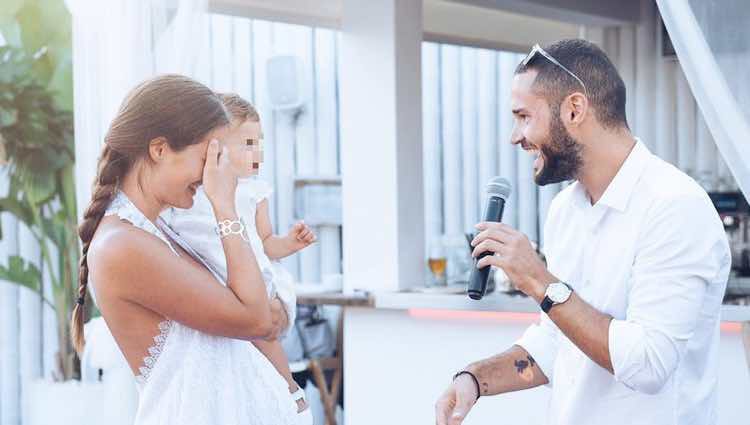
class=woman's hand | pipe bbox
[202,139,238,214]
[264,297,290,341]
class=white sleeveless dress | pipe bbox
[98,191,299,425]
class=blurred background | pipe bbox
[1,0,749,424]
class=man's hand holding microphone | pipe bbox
[435,177,559,424]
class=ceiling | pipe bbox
[448,0,641,26]
[209,0,599,52]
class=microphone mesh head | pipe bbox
[486,177,512,199]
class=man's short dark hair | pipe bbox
[515,39,628,130]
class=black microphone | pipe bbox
[468,177,512,300]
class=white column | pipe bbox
[18,222,41,406]
[41,238,59,379]
[653,14,677,165]
[460,48,479,230]
[634,0,657,147]
[315,28,343,277]
[617,25,637,129]
[696,113,718,190]
[1,213,20,425]
[422,42,443,251]
[440,45,463,236]
[288,24,321,283]
[340,0,425,292]
[477,49,499,204]
[497,52,519,229]
[675,66,696,176]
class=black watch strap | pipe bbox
[540,282,572,314]
[540,296,555,313]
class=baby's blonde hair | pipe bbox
[219,93,260,122]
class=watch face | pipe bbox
[547,283,571,303]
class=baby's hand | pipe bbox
[286,221,316,252]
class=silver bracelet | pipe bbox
[215,217,249,242]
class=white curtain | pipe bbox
[65,0,209,219]
[656,0,750,196]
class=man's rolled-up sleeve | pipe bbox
[515,311,560,385]
[608,195,729,394]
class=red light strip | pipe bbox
[408,309,744,334]
[408,309,540,323]
[720,322,742,333]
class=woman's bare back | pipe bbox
[88,214,219,376]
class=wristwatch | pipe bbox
[540,282,573,313]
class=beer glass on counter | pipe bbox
[428,239,447,286]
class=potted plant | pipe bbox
[0,43,79,379]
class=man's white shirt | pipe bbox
[516,139,731,425]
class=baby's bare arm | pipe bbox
[256,199,316,260]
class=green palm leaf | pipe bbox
[0,254,41,292]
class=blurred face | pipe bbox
[510,70,583,186]
[149,124,231,209]
[223,119,264,178]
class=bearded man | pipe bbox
[435,39,730,425]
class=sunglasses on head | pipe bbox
[522,44,588,97]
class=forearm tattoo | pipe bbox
[514,355,536,383]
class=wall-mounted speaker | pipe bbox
[266,55,305,111]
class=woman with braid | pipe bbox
[71,74,299,424]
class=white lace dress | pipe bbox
[98,191,299,425]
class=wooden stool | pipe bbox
[308,356,342,425]
[289,356,342,425]
[288,307,344,425]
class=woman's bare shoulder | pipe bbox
[87,217,176,291]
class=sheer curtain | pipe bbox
[60,2,210,421]
[656,0,750,196]
[65,0,209,218]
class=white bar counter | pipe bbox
[369,290,750,322]
[334,289,750,425]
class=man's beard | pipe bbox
[534,108,583,186]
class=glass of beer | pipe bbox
[428,239,447,286]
